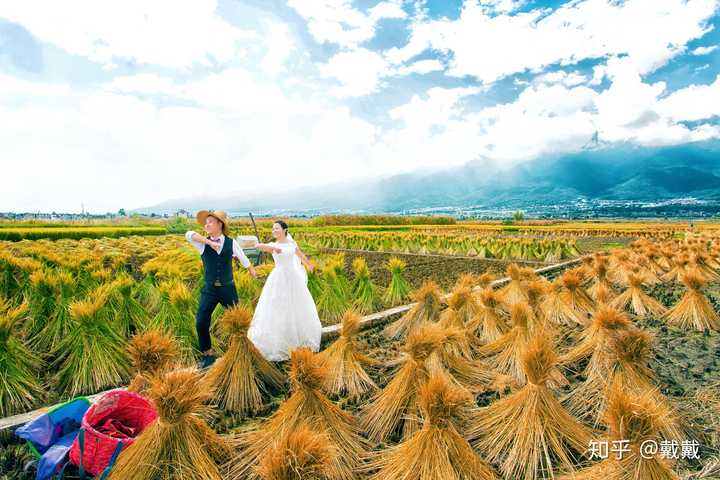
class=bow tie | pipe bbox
[211,237,221,242]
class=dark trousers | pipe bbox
[196,284,238,352]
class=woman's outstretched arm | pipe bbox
[255,242,283,254]
[295,245,315,272]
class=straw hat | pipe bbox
[196,210,230,236]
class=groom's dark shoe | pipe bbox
[199,353,216,370]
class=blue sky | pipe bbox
[1,0,719,212]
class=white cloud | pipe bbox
[0,0,255,68]
[0,72,384,212]
[389,0,717,83]
[319,48,389,97]
[479,0,526,14]
[2,0,720,213]
[535,71,589,87]
[0,74,73,98]
[392,59,445,76]
[692,45,719,55]
[656,75,720,122]
[103,74,180,96]
[260,23,295,75]
[287,0,406,48]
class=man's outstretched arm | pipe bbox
[186,230,213,253]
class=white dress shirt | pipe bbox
[185,231,251,268]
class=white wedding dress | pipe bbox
[248,241,322,361]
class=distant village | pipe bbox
[0,209,193,221]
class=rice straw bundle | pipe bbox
[306,266,325,301]
[25,268,59,340]
[468,334,592,480]
[525,279,550,330]
[317,310,378,401]
[0,301,46,417]
[564,328,684,441]
[476,272,495,290]
[608,251,636,286]
[498,264,528,306]
[455,272,478,290]
[150,280,199,350]
[593,283,615,306]
[611,273,667,318]
[362,325,443,442]
[54,293,131,397]
[439,286,480,359]
[469,289,508,343]
[560,268,595,323]
[542,270,594,326]
[587,256,618,301]
[561,382,680,480]
[127,329,180,394]
[235,269,261,306]
[607,383,680,479]
[257,425,335,480]
[665,269,720,332]
[351,257,382,314]
[424,323,500,394]
[474,302,538,384]
[661,254,692,283]
[691,252,720,282]
[104,273,149,337]
[108,368,231,480]
[366,374,498,480]
[226,348,367,480]
[330,254,352,298]
[317,265,351,325]
[205,305,286,415]
[383,257,410,306]
[540,279,570,326]
[28,268,75,352]
[560,305,631,367]
[384,281,443,340]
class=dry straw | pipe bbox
[439,286,480,359]
[564,328,684,442]
[561,382,680,480]
[54,293,131,397]
[477,302,565,387]
[469,334,592,480]
[127,329,180,395]
[561,305,631,368]
[257,424,335,480]
[0,301,46,417]
[498,264,528,306]
[318,310,379,401]
[108,368,231,480]
[366,374,498,480]
[470,289,509,343]
[204,305,286,415]
[611,272,667,318]
[226,348,367,480]
[384,281,443,339]
[665,269,720,332]
[362,324,443,443]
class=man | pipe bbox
[185,210,257,368]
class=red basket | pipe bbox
[69,389,157,476]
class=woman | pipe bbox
[248,220,322,361]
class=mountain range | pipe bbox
[137,141,720,218]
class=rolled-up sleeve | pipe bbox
[185,231,205,254]
[232,239,251,268]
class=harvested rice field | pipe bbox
[1,225,720,479]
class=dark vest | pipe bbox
[201,236,234,287]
